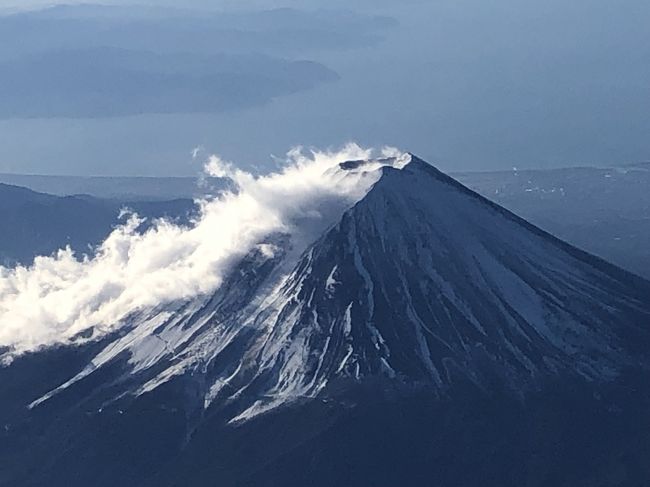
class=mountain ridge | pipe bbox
[2,154,650,486]
[18,154,650,423]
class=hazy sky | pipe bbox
[0,0,648,176]
[0,0,248,11]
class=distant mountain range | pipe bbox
[0,182,196,266]
[1,155,649,486]
[0,173,224,200]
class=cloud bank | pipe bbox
[0,144,406,362]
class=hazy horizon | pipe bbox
[0,0,649,176]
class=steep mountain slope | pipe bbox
[232,157,650,414]
[1,155,650,486]
[456,162,650,279]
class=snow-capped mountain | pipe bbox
[2,155,650,486]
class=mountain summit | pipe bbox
[2,155,650,486]
[242,155,650,398]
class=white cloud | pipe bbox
[0,143,406,361]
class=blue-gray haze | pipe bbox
[0,0,648,175]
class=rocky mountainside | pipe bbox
[2,155,650,486]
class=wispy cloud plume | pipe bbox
[0,144,405,361]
